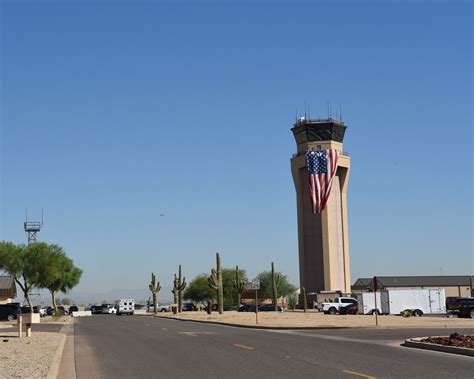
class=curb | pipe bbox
[47,333,67,379]
[141,312,474,330]
[151,315,359,330]
[403,337,474,357]
[149,315,473,331]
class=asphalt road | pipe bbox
[69,316,473,378]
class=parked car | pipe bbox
[69,305,79,314]
[0,303,22,321]
[181,303,195,312]
[238,304,255,312]
[146,304,171,313]
[339,303,358,315]
[38,306,48,317]
[101,304,117,314]
[457,298,474,319]
[134,304,146,310]
[258,304,283,312]
[90,305,103,314]
[44,306,54,316]
[322,297,358,315]
[20,305,39,314]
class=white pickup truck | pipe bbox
[322,297,358,314]
[147,304,171,313]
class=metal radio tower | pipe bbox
[24,209,44,245]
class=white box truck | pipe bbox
[356,292,382,315]
[115,299,135,315]
[380,288,446,316]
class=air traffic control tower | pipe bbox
[291,118,351,294]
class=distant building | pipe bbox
[0,275,17,304]
[352,276,473,297]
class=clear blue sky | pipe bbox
[1,1,472,299]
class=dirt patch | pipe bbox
[36,315,72,325]
[421,333,474,349]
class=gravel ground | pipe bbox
[0,331,62,378]
[155,310,474,328]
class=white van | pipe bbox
[115,299,135,315]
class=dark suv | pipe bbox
[258,304,283,312]
[457,298,474,319]
[0,303,22,321]
[90,305,103,314]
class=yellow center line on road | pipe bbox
[232,343,255,350]
[342,369,376,379]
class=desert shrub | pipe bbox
[287,293,298,311]
[401,309,412,318]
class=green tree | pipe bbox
[183,274,215,304]
[256,270,296,301]
[0,241,43,311]
[221,268,247,309]
[31,243,82,313]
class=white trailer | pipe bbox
[380,289,446,316]
[115,299,135,315]
[356,292,382,315]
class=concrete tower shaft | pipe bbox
[291,118,351,294]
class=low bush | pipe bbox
[401,309,412,318]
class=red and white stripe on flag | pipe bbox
[306,149,339,214]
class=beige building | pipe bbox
[0,275,17,304]
[352,276,473,297]
[291,118,351,294]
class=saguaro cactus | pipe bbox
[173,265,186,312]
[271,262,281,311]
[172,276,178,305]
[233,265,246,307]
[301,287,307,312]
[208,252,224,314]
[149,272,161,314]
[207,298,212,315]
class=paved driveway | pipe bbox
[71,315,473,378]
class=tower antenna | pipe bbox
[327,100,330,119]
[308,103,311,119]
[340,104,343,121]
[304,100,307,119]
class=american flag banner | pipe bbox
[305,149,339,214]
